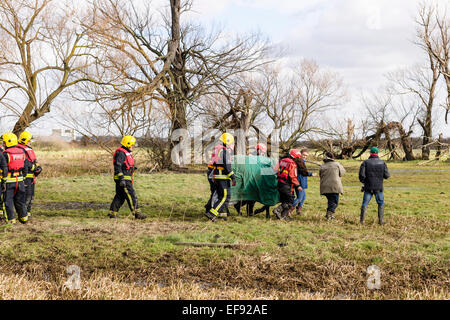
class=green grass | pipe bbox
[0,157,448,299]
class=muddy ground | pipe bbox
[0,217,447,299]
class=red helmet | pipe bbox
[289,149,302,159]
[256,143,267,152]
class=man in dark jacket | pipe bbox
[359,147,390,225]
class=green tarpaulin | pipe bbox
[230,155,280,206]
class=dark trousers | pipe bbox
[205,170,216,212]
[3,181,27,222]
[25,178,35,214]
[324,193,339,213]
[277,181,294,206]
[209,179,230,217]
[234,200,255,216]
[110,179,138,214]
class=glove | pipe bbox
[119,179,126,188]
[34,166,42,177]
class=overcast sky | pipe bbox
[188,0,426,88]
[23,0,449,137]
[184,0,449,135]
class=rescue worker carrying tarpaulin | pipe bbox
[204,133,236,222]
[273,149,302,221]
[17,132,42,220]
[1,133,28,224]
[109,135,147,219]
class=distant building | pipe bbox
[50,128,78,142]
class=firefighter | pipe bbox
[1,133,28,224]
[204,133,236,222]
[17,132,42,219]
[109,135,147,219]
[273,149,302,221]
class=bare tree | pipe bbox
[309,118,372,160]
[75,0,181,117]
[388,62,440,160]
[416,2,449,123]
[254,60,345,154]
[75,0,267,168]
[405,4,445,160]
[362,88,418,161]
[192,73,270,154]
[0,0,98,135]
[156,15,268,153]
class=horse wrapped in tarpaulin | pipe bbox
[229,155,279,217]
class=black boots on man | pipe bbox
[325,210,335,221]
[360,205,385,225]
[378,205,385,225]
[360,206,367,224]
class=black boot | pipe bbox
[134,209,147,220]
[360,206,367,224]
[233,202,242,216]
[253,207,265,215]
[378,205,385,225]
[281,205,294,221]
[108,211,118,218]
[273,204,285,220]
[325,210,335,220]
[204,211,217,222]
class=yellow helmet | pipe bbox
[121,135,136,148]
[219,133,234,146]
[2,132,18,148]
[19,131,33,144]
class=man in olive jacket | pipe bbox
[359,147,390,225]
[319,152,346,220]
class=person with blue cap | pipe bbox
[359,147,390,225]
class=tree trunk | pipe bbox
[384,128,398,160]
[436,133,443,160]
[394,122,415,161]
[167,0,187,168]
[421,120,432,160]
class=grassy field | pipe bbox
[0,149,448,299]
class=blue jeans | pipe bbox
[292,188,306,207]
[362,191,384,207]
